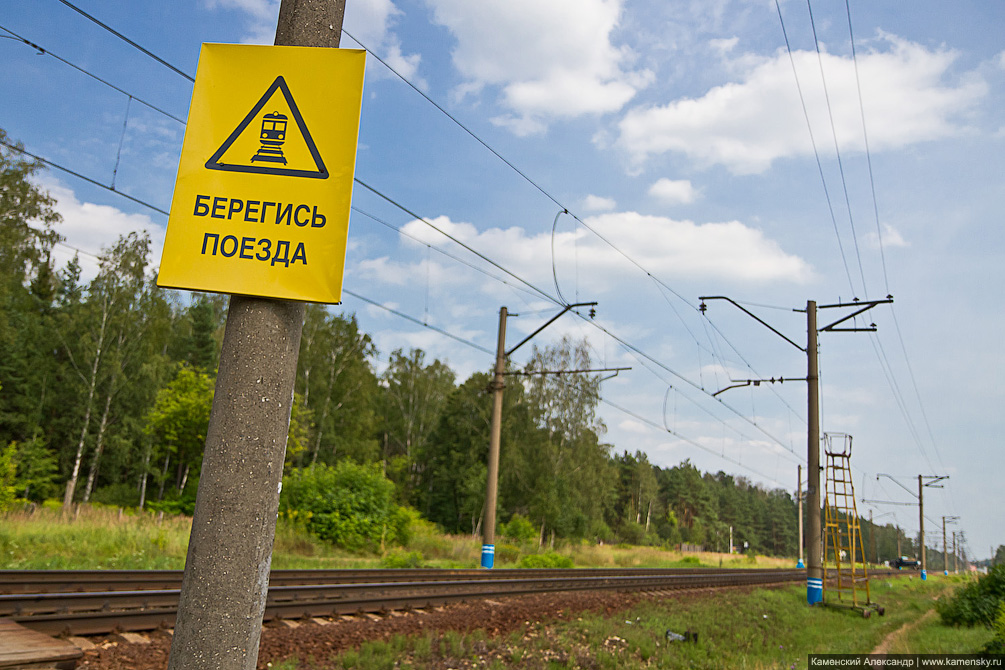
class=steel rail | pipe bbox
[0,567,768,594]
[4,569,900,636]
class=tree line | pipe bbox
[0,130,930,561]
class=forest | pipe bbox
[1,129,924,562]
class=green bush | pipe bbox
[495,543,521,564]
[937,564,1005,628]
[587,519,615,544]
[518,552,574,569]
[984,602,1005,654]
[499,513,536,543]
[618,522,646,546]
[381,550,425,568]
[280,462,408,551]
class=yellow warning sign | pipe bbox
[157,43,365,304]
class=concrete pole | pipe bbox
[919,475,927,579]
[953,532,958,574]
[806,301,823,605]
[869,510,876,564]
[797,465,804,568]
[166,3,343,670]
[481,306,507,568]
[942,516,948,575]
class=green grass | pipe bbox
[0,502,801,571]
[269,576,989,669]
[0,504,374,570]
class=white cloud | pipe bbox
[426,0,652,132]
[648,178,698,205]
[617,34,986,173]
[385,211,811,291]
[40,179,166,283]
[619,419,653,435]
[864,222,908,249]
[709,37,739,55]
[583,194,617,212]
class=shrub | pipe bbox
[495,543,521,564]
[983,602,1005,654]
[587,519,615,544]
[937,564,1005,628]
[518,552,574,569]
[280,462,407,551]
[499,513,536,543]
[381,550,425,569]
[618,522,646,546]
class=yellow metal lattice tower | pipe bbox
[822,433,883,617]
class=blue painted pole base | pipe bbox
[921,569,927,581]
[796,558,805,568]
[807,577,823,605]
[481,544,495,569]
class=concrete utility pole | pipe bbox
[797,464,804,568]
[166,3,344,670]
[480,302,611,568]
[806,301,822,604]
[869,510,875,565]
[953,532,958,573]
[941,516,959,575]
[872,472,946,580]
[481,306,508,569]
[918,475,926,576]
[698,295,891,605]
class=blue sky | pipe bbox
[2,0,1002,561]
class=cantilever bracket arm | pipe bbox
[506,301,597,357]
[712,376,806,397]
[818,298,893,332]
[922,475,949,489]
[699,295,805,351]
[505,366,631,378]
[876,473,918,499]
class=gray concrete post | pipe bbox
[166,2,344,669]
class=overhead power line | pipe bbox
[0,139,169,216]
[36,2,820,483]
[773,0,855,296]
[0,24,187,124]
[805,0,868,298]
[341,288,493,355]
[54,0,195,82]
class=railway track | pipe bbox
[0,568,893,636]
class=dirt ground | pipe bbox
[74,587,703,670]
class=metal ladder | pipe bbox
[822,433,883,617]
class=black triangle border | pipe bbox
[205,75,328,179]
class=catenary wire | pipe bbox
[842,0,890,294]
[773,0,856,296]
[341,288,493,355]
[351,206,547,304]
[0,139,169,216]
[0,24,187,125]
[353,178,561,308]
[841,1,952,505]
[53,0,195,82]
[31,4,879,488]
[805,0,869,298]
[355,172,803,462]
